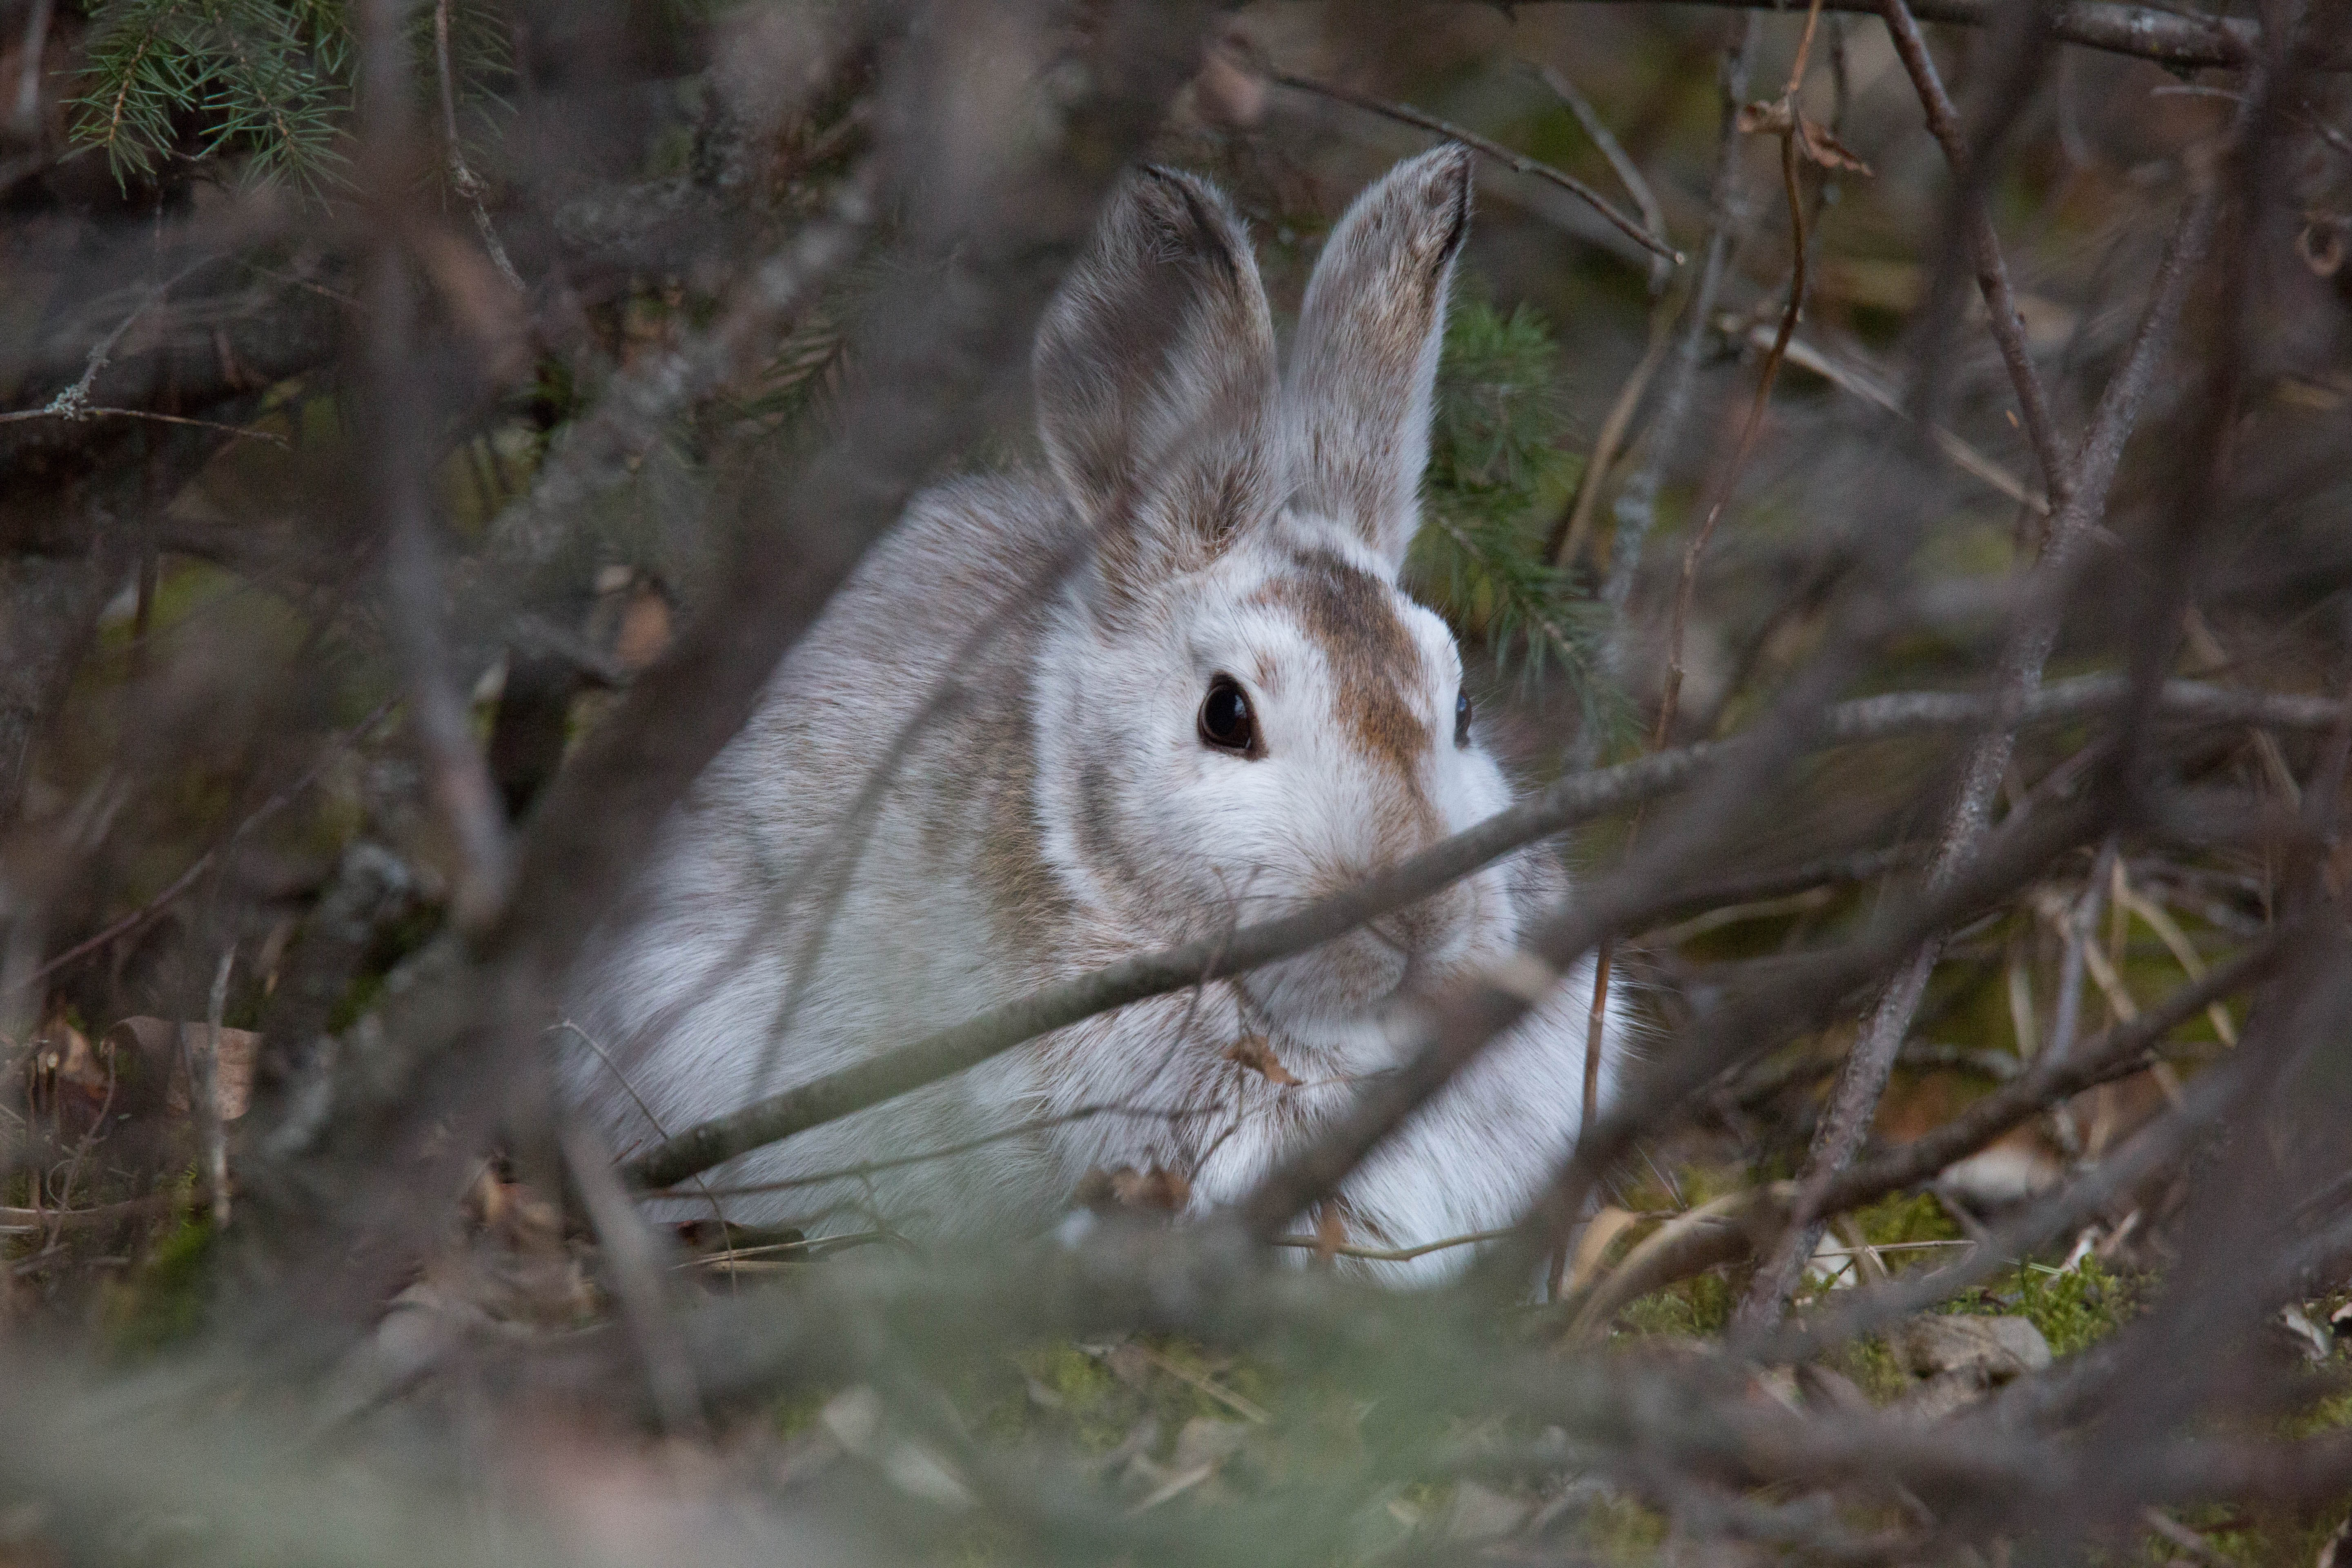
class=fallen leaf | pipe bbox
[1561,1204,1642,1294]
[613,584,673,672]
[1074,1165,1192,1216]
[113,1019,260,1123]
[1224,1033,1301,1086]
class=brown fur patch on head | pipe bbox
[1264,552,1437,807]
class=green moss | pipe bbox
[1852,1191,1964,1251]
[1615,1270,1734,1338]
[1579,1490,1669,1568]
[102,1202,213,1359]
[2009,1259,2147,1358]
[1821,1335,1911,1403]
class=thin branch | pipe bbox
[1600,17,1757,625]
[1724,315,2047,515]
[621,675,2337,1192]
[359,0,512,935]
[198,948,234,1227]
[432,0,523,294]
[1527,59,1673,287]
[1267,1225,1522,1263]
[1878,0,2074,514]
[0,405,291,445]
[1735,145,2227,1328]
[1266,71,1681,264]
[1438,0,2270,70]
[559,1124,708,1440]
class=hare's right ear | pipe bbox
[1034,166,1280,596]
[1281,145,1472,574]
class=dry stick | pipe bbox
[1600,17,1757,629]
[0,252,220,425]
[1437,0,2266,71]
[1876,0,2073,514]
[1528,59,1673,288]
[1722,316,2046,515]
[560,1124,708,1440]
[621,677,2335,1192]
[1736,165,2223,1327]
[671,1100,1216,1199]
[9,0,51,130]
[1577,1,1828,1285]
[1532,57,1677,571]
[431,0,523,294]
[1656,0,1824,740]
[1551,305,1676,571]
[198,949,234,1227]
[1565,937,2282,1330]
[1266,71,1681,265]
[357,0,512,938]
[0,405,289,445]
[1558,22,1761,1274]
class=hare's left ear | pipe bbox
[1281,145,1472,573]
[1033,165,1281,607]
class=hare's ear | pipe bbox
[1034,166,1280,598]
[1282,145,1472,573]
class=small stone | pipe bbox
[1897,1314,2052,1385]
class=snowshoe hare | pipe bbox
[567,145,1623,1278]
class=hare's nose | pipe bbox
[1380,880,1477,959]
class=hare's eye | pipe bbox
[1198,677,1257,755]
[1454,690,1472,749]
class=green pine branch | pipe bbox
[1412,291,1622,734]
[65,0,506,191]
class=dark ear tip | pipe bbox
[1124,163,1246,277]
[1409,144,1473,270]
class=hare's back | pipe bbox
[723,474,1074,782]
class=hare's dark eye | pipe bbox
[1199,676,1257,755]
[1454,689,1473,749]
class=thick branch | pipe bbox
[1460,0,2272,70]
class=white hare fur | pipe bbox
[566,146,1625,1280]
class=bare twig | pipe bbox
[1265,71,1681,264]
[1437,0,2271,70]
[9,0,52,133]
[1736,148,2226,1328]
[358,0,512,935]
[1600,17,1756,624]
[1527,60,1672,287]
[0,405,291,445]
[431,0,523,293]
[1877,0,2074,514]
[198,947,234,1227]
[560,1123,708,1439]
[1724,315,2047,514]
[623,675,2335,1191]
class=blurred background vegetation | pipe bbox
[3,0,2351,1563]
